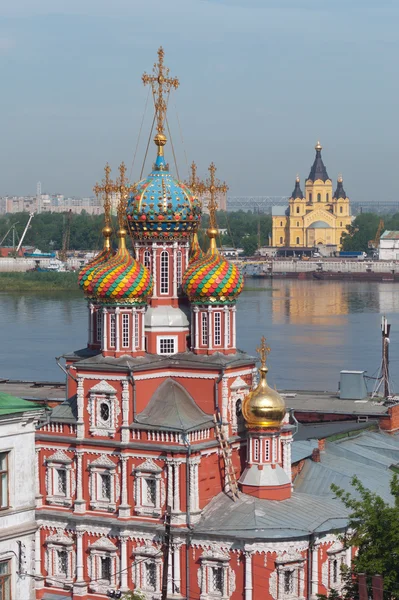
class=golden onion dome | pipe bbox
[242,337,286,429]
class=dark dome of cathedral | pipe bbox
[307,141,330,183]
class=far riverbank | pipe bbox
[0,272,79,292]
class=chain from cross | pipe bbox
[93,163,114,227]
[142,46,179,138]
[202,162,228,229]
[113,162,135,228]
[256,336,271,368]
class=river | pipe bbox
[1,280,399,392]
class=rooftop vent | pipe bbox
[340,370,368,400]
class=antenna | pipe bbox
[371,316,392,399]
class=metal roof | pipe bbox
[0,391,43,416]
[293,421,378,441]
[50,396,77,423]
[283,390,389,416]
[381,230,399,240]
[135,378,213,432]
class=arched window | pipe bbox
[96,310,102,343]
[280,221,283,227]
[100,403,110,423]
[326,193,329,202]
[317,193,321,202]
[279,237,283,244]
[296,206,300,214]
[340,221,343,227]
[296,237,300,244]
[143,250,151,271]
[176,251,182,288]
[109,314,116,348]
[201,312,208,345]
[296,221,299,227]
[160,251,169,295]
[309,193,312,202]
[340,206,343,214]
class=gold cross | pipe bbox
[202,162,228,229]
[256,336,271,368]
[186,161,205,194]
[93,163,114,227]
[142,47,179,139]
[113,162,135,228]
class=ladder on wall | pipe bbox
[213,414,240,501]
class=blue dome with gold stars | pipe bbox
[126,139,201,241]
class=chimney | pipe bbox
[372,575,383,600]
[311,448,321,462]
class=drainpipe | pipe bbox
[215,367,225,421]
[308,532,315,600]
[183,433,194,600]
[290,408,299,437]
[127,368,136,423]
[55,356,77,382]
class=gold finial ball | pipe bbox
[117,227,127,238]
[154,133,167,147]
[296,174,300,183]
[102,225,112,238]
[338,174,343,183]
[242,366,286,429]
[207,227,218,239]
[315,140,322,151]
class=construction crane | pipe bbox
[59,210,72,262]
[368,219,384,250]
[16,212,34,254]
[0,222,19,247]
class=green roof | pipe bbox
[0,392,42,416]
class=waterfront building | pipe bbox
[272,143,352,250]
[34,49,394,600]
[0,392,44,600]
[378,231,399,261]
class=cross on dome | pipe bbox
[93,163,114,229]
[256,336,271,369]
[202,162,228,230]
[113,162,135,229]
[142,47,179,144]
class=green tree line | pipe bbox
[0,210,272,255]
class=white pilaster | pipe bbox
[208,307,213,350]
[120,535,129,591]
[244,550,253,600]
[173,461,180,512]
[34,528,43,585]
[89,302,94,345]
[173,544,181,594]
[35,448,42,507]
[76,378,85,439]
[167,460,173,510]
[167,546,173,594]
[75,531,84,582]
[121,379,130,443]
[224,307,229,349]
[152,245,158,298]
[74,449,86,512]
[173,244,177,298]
[103,308,108,351]
[119,456,131,518]
[232,305,237,348]
[115,306,120,352]
[194,307,199,349]
[311,544,319,599]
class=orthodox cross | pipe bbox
[93,163,113,227]
[256,336,271,369]
[114,162,135,228]
[142,46,179,138]
[202,162,228,229]
[187,161,203,194]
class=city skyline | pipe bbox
[0,0,398,200]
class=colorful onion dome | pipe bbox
[189,232,204,263]
[182,230,243,304]
[126,135,201,240]
[90,228,153,305]
[78,226,114,296]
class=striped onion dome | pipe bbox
[182,230,243,304]
[89,228,153,305]
[188,232,204,264]
[78,226,114,296]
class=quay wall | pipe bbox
[0,257,82,272]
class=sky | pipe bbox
[0,0,398,200]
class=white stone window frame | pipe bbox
[132,541,163,599]
[275,553,305,600]
[157,335,178,356]
[88,537,119,596]
[326,544,346,591]
[133,458,164,517]
[45,531,75,589]
[201,312,208,346]
[198,549,234,600]
[214,311,222,346]
[45,450,74,507]
[230,377,250,434]
[160,250,169,295]
[87,380,120,437]
[122,312,130,348]
[88,455,118,512]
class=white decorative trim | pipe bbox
[80,368,254,382]
[134,458,163,473]
[89,380,118,394]
[87,381,120,437]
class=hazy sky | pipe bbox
[0,0,398,200]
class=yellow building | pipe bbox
[272,142,351,250]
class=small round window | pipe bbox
[100,403,110,422]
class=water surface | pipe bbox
[1,281,398,392]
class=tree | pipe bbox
[332,474,399,598]
[122,590,147,600]
[241,234,259,256]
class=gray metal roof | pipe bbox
[294,421,378,441]
[291,440,318,463]
[50,396,77,423]
[195,492,348,540]
[283,390,389,416]
[135,378,214,432]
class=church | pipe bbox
[272,142,351,251]
[32,49,384,600]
